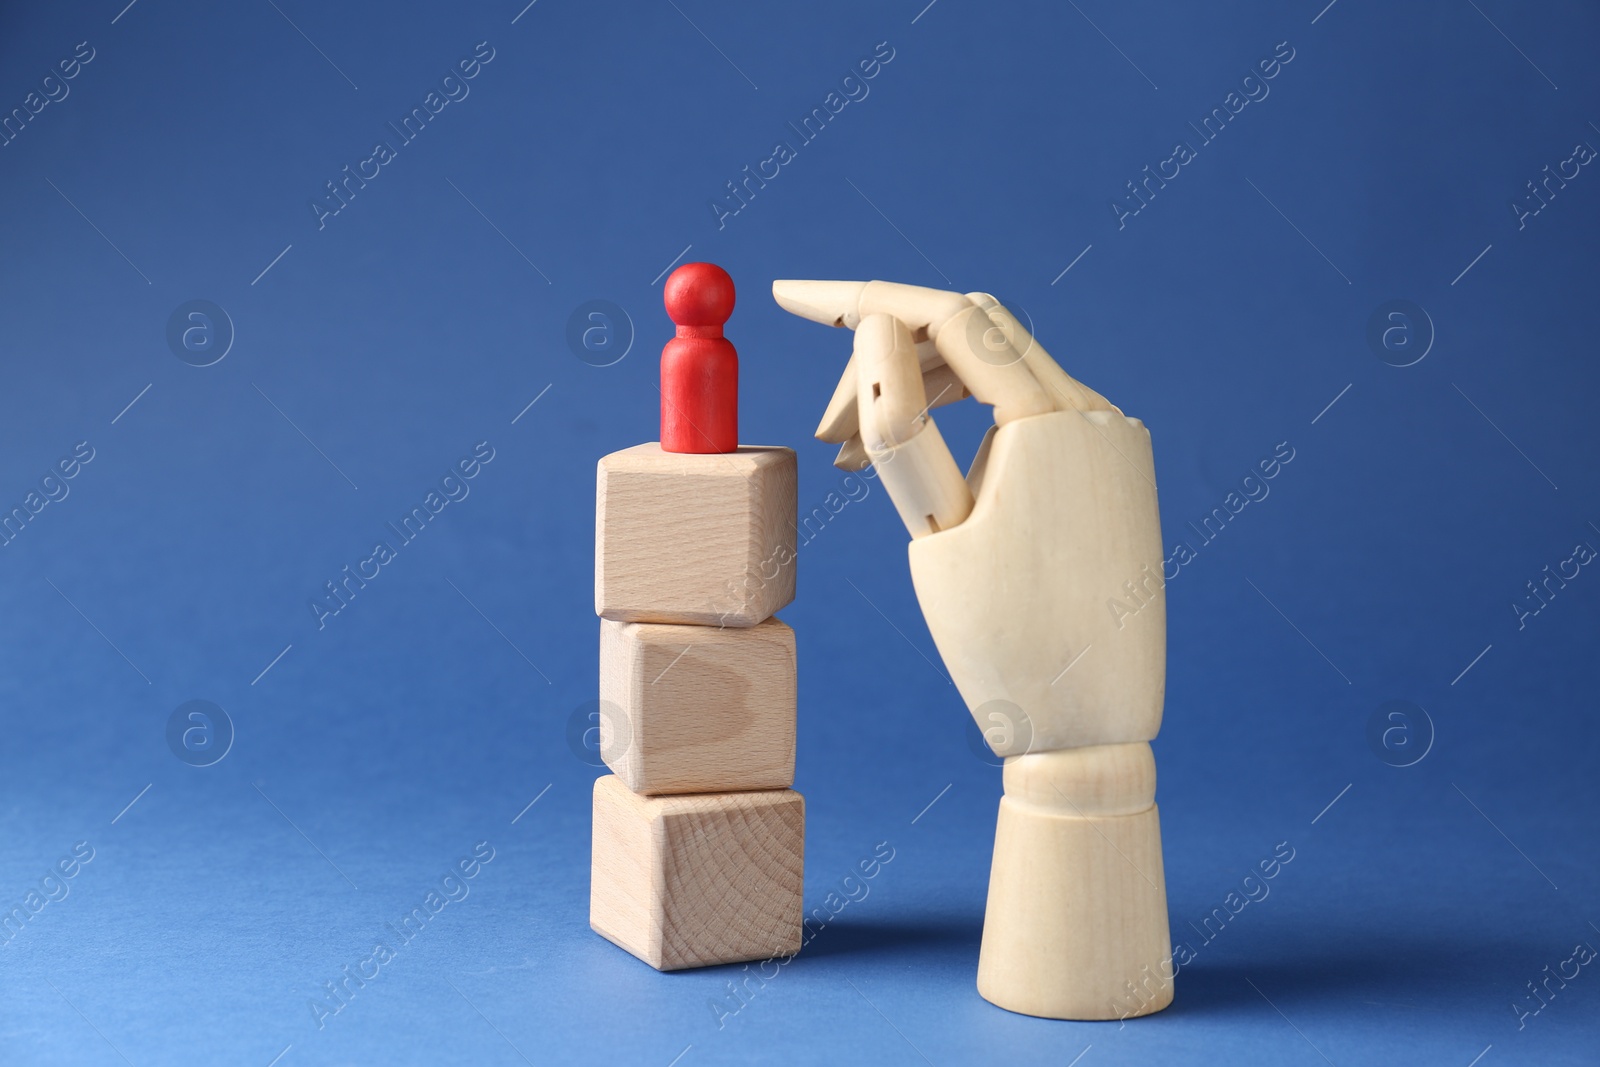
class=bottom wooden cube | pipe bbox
[590,775,804,970]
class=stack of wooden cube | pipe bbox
[589,442,803,970]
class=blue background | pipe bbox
[1,1,1597,1064]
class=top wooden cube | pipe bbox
[596,444,797,627]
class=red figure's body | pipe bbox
[661,263,738,454]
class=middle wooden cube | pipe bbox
[600,616,796,795]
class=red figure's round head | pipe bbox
[664,262,735,330]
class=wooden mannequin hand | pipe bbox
[771,280,1166,757]
[775,279,1174,1020]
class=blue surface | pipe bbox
[2,1,1597,1064]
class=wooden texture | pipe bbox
[866,420,972,538]
[772,278,1170,1020]
[855,313,973,538]
[964,292,1117,415]
[980,743,1169,1020]
[600,617,796,795]
[595,444,796,627]
[814,341,967,450]
[590,775,804,971]
[1002,741,1156,817]
[908,410,1166,752]
[854,313,929,450]
[770,279,1053,423]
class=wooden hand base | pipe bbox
[977,743,1173,1020]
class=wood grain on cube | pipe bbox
[601,617,795,795]
[590,775,804,971]
[595,444,796,628]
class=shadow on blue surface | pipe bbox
[1172,933,1534,1018]
[793,915,982,960]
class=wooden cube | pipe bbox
[596,444,796,627]
[590,775,804,970]
[600,617,795,795]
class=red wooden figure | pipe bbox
[661,262,738,454]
